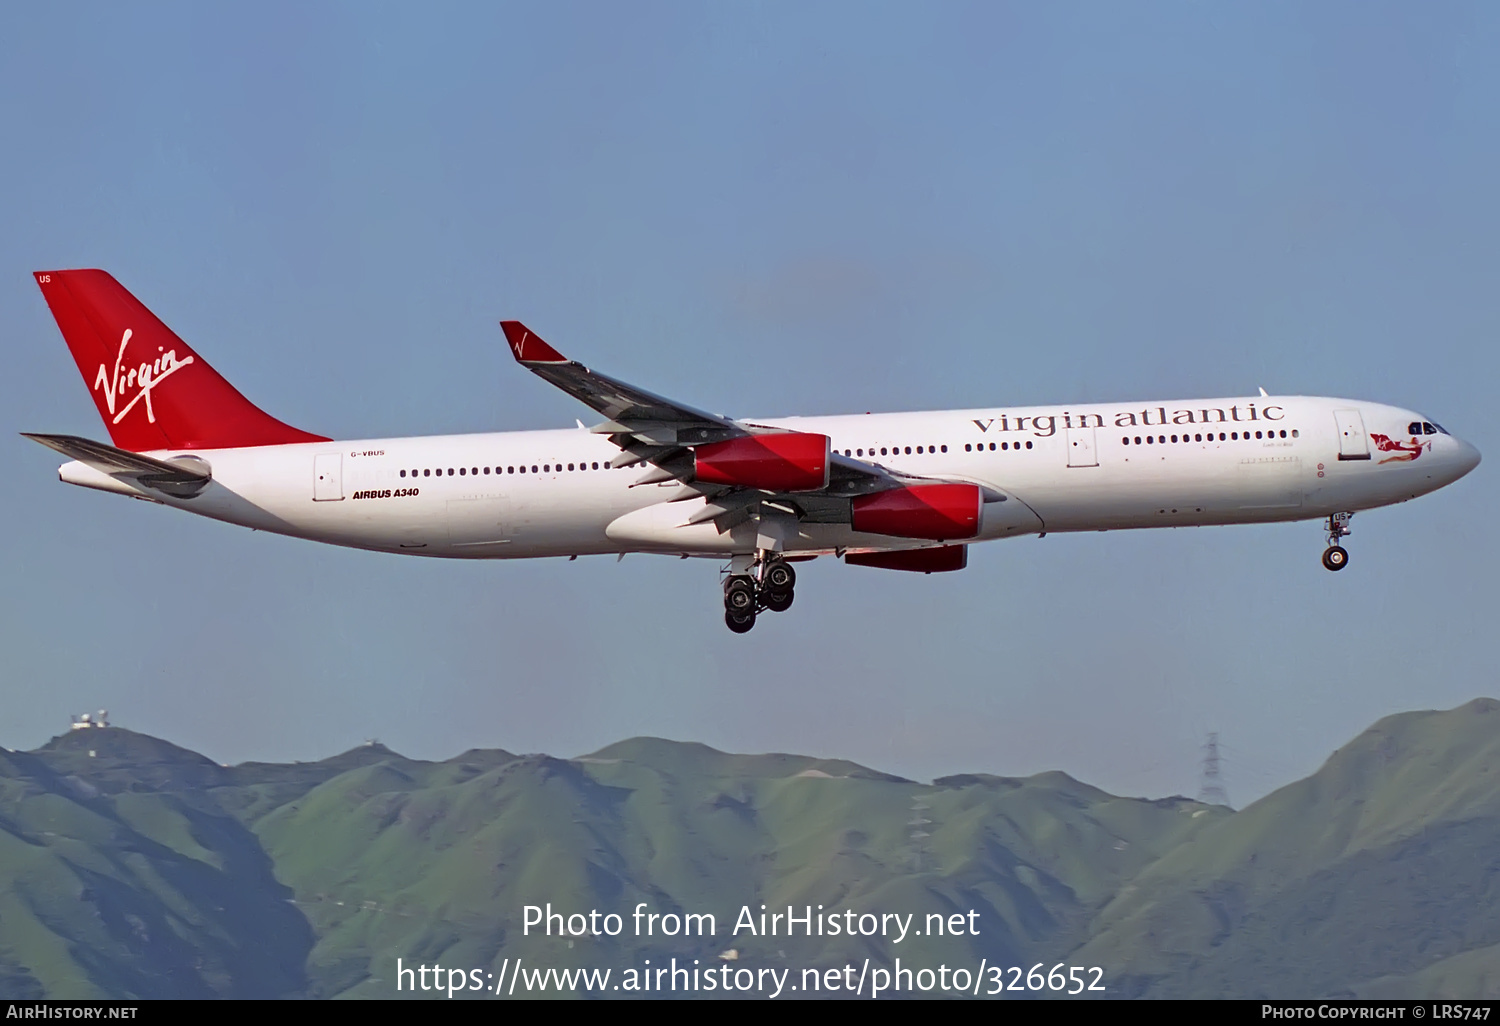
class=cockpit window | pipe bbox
[1408,422,1423,435]
[1423,422,1440,435]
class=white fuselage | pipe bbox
[58,395,1480,560]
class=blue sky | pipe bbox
[2,2,1495,804]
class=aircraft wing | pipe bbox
[22,432,211,496]
[501,321,742,453]
[501,320,904,484]
[498,322,993,536]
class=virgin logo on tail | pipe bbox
[93,328,195,426]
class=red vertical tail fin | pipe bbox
[33,269,328,451]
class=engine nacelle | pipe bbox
[851,483,982,540]
[695,433,830,492]
[845,546,968,573]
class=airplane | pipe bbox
[25,269,1481,633]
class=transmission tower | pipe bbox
[1197,732,1229,807]
[908,797,931,873]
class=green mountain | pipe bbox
[1073,697,1500,997]
[0,699,1495,999]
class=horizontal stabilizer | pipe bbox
[22,432,211,497]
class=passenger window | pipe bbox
[987,442,994,451]
[400,470,407,477]
[965,444,973,452]
[1171,435,1178,443]
[1195,434,1202,441]
[593,462,600,469]
[1254,431,1261,439]
[1291,430,1298,438]
[916,446,923,453]
[881,448,888,456]
[857,448,864,456]
[941,445,947,452]
[1025,441,1033,449]
[568,463,574,471]
[423,469,431,477]
[459,467,466,475]
[905,446,912,454]
[532,466,538,473]
[1002,442,1010,450]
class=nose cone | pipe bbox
[1456,438,1482,478]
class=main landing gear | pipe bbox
[723,554,797,633]
[1322,512,1352,572]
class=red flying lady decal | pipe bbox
[1370,433,1429,464]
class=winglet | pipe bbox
[500,321,568,364]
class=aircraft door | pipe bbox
[313,452,344,500]
[1334,409,1370,461]
[1066,425,1099,467]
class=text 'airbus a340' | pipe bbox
[26,270,1480,632]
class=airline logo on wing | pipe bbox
[500,321,568,364]
[94,328,195,426]
[1371,433,1429,464]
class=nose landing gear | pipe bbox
[722,553,799,632]
[1322,513,1352,571]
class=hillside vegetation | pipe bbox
[0,700,1496,998]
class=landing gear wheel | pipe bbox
[763,589,794,613]
[763,560,796,593]
[725,608,757,633]
[1322,545,1349,571]
[724,576,757,614]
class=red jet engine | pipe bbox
[695,433,830,492]
[851,483,982,540]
